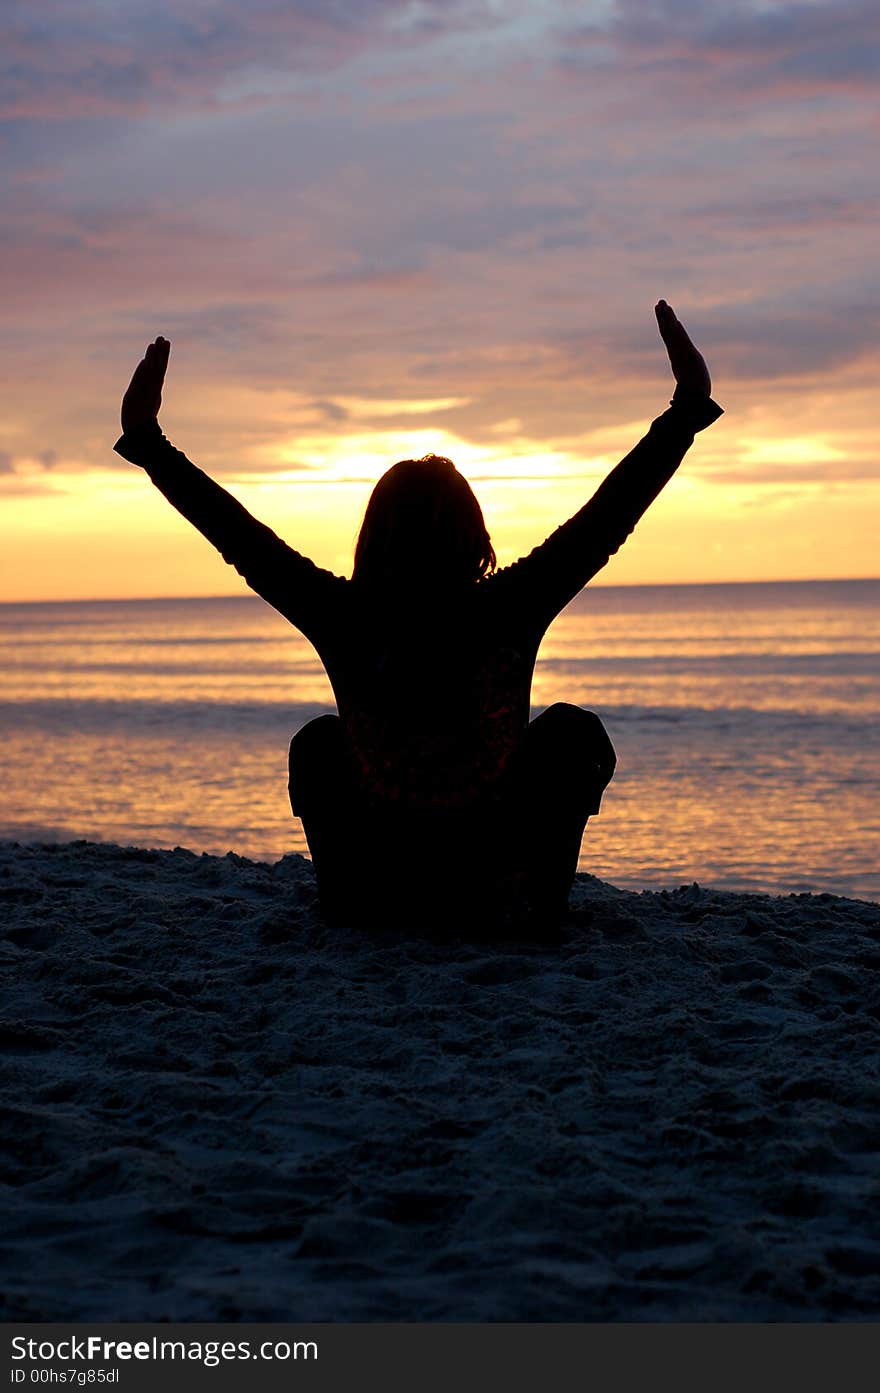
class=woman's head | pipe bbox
[352,454,496,588]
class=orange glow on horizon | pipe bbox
[2,406,878,602]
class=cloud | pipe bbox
[1,2,364,119]
[688,193,878,234]
[544,287,880,390]
[309,399,350,424]
[1,0,878,527]
[0,203,278,315]
[706,459,880,485]
[0,0,512,120]
[553,0,880,100]
[307,265,435,292]
[0,477,65,497]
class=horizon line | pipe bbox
[2,575,878,606]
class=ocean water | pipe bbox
[0,580,877,902]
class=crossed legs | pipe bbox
[288,703,616,933]
[505,702,617,924]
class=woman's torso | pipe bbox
[315,580,542,810]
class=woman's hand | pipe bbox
[120,336,171,434]
[654,301,711,396]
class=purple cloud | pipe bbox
[555,0,880,95]
[0,0,876,505]
[0,0,511,119]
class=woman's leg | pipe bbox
[290,716,443,929]
[289,704,616,934]
[289,716,454,929]
[508,703,617,925]
[288,714,362,924]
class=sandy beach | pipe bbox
[1,838,878,1321]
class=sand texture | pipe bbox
[1,839,879,1321]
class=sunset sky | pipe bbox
[2,0,877,601]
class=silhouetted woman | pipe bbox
[115,301,722,935]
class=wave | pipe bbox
[0,657,323,676]
[0,633,288,648]
[0,698,334,734]
[539,652,880,674]
[0,696,875,736]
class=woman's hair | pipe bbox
[352,454,496,587]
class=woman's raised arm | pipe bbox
[490,302,724,631]
[114,338,346,645]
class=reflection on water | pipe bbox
[0,582,877,902]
